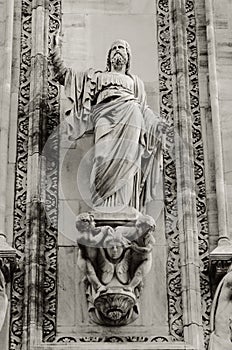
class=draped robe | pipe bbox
[53,54,163,210]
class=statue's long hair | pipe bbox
[106,40,132,74]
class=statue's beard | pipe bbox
[111,53,127,70]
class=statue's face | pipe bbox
[106,245,124,260]
[110,40,128,68]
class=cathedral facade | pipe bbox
[0,0,232,349]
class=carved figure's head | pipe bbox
[104,228,130,260]
[106,39,131,74]
[106,245,124,261]
[136,214,156,236]
[76,212,95,232]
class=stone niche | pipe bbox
[57,0,169,341]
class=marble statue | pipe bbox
[51,38,162,326]
[51,38,167,211]
[76,212,156,325]
[209,263,232,349]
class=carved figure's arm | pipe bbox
[130,233,155,254]
[86,259,106,292]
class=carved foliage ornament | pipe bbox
[57,335,170,343]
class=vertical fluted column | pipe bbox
[22,0,49,348]
[0,0,14,241]
[0,2,17,348]
[170,0,204,347]
[205,0,229,244]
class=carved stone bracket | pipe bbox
[75,210,156,326]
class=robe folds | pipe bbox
[61,67,163,209]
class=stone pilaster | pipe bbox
[170,0,204,348]
[0,0,14,242]
[21,0,49,348]
[205,0,229,245]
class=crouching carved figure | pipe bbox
[209,263,232,349]
[76,212,155,326]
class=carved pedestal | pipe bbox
[75,209,156,326]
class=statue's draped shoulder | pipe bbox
[63,68,100,140]
[63,68,148,141]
